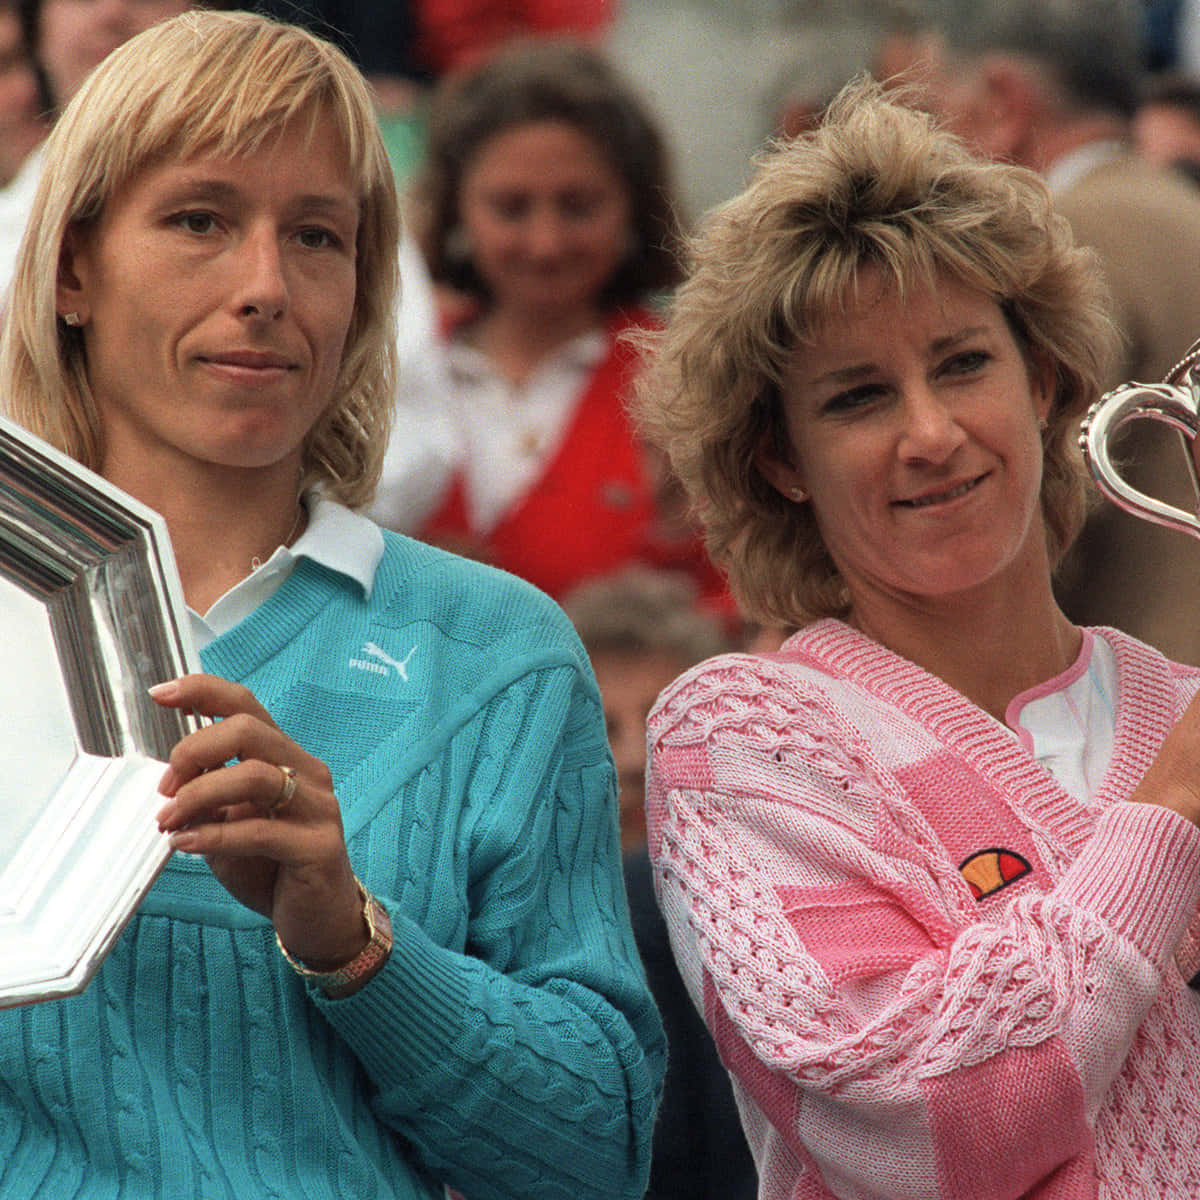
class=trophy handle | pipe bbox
[1079,377,1200,538]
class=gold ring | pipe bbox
[269,764,298,815]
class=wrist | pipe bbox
[276,878,393,999]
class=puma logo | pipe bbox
[348,641,417,681]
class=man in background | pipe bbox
[920,0,1200,665]
[0,0,191,299]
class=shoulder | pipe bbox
[1060,155,1200,234]
[647,642,876,773]
[649,619,900,740]
[374,529,593,674]
[1094,625,1200,712]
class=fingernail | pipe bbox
[149,680,180,701]
[170,831,200,852]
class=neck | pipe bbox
[848,564,1081,723]
[103,456,307,615]
[469,303,607,384]
[1025,115,1128,175]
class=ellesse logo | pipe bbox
[959,848,1033,901]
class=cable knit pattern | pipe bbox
[0,529,664,1200]
[646,619,1200,1199]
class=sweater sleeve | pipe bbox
[309,658,665,1200]
[646,658,1200,1200]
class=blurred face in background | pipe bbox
[1135,102,1200,169]
[458,119,632,325]
[0,6,43,182]
[36,0,190,108]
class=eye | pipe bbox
[941,349,991,376]
[488,193,530,221]
[296,226,342,251]
[559,190,602,220]
[171,210,218,235]
[821,383,888,415]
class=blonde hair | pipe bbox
[633,77,1119,627]
[0,9,399,507]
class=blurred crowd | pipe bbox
[6,1,1200,1195]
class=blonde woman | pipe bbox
[0,12,662,1198]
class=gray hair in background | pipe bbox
[563,567,730,664]
[935,0,1147,117]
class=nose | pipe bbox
[230,227,289,321]
[526,207,569,259]
[897,386,966,463]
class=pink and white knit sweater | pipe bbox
[646,620,1200,1199]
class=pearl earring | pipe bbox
[62,312,81,326]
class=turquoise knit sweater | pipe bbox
[0,533,665,1199]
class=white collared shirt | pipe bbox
[445,328,608,533]
[1005,629,1118,802]
[188,492,383,651]
[0,141,45,306]
[368,327,608,535]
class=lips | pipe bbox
[895,474,986,508]
[198,350,296,371]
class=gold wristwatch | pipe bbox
[276,877,393,999]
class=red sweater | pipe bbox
[414,0,610,74]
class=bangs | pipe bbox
[60,11,389,225]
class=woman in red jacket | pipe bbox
[370,39,723,604]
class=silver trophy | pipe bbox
[1080,339,1200,536]
[0,415,201,1007]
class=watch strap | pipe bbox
[276,877,393,999]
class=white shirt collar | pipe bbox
[445,326,608,384]
[1043,139,1126,195]
[189,491,383,651]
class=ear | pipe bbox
[1028,351,1056,427]
[56,224,93,327]
[975,55,1038,161]
[756,432,809,504]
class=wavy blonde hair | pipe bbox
[633,77,1119,627]
[0,9,399,507]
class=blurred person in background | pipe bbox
[565,566,756,1200]
[413,0,609,76]
[918,0,1200,667]
[0,0,43,187]
[1135,70,1200,184]
[21,0,191,113]
[0,0,192,296]
[369,39,722,606]
[564,566,730,857]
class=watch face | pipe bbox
[0,416,200,1008]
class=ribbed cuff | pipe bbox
[312,905,475,1093]
[1056,802,1200,969]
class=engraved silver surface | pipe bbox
[0,415,200,1007]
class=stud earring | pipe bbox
[789,486,809,502]
[62,312,81,326]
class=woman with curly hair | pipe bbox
[635,77,1200,1197]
